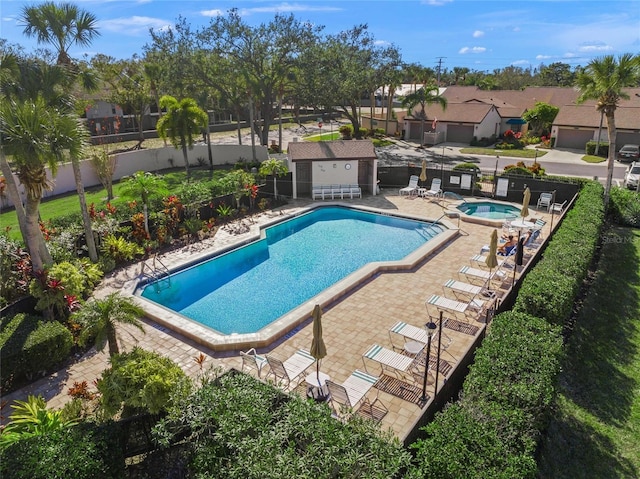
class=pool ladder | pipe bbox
[144,255,171,292]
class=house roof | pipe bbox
[408,103,496,124]
[288,140,377,162]
[554,105,640,130]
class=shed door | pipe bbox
[296,161,311,197]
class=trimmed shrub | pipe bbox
[609,186,640,227]
[0,421,124,479]
[0,313,73,389]
[585,140,609,157]
[409,311,563,479]
[514,181,604,325]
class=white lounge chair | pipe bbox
[423,178,442,198]
[537,192,553,211]
[443,279,483,297]
[388,320,452,352]
[240,348,269,378]
[266,349,315,391]
[326,370,387,421]
[399,175,419,196]
[362,344,418,380]
[426,294,484,319]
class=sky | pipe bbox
[1,0,639,72]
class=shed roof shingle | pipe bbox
[288,140,377,161]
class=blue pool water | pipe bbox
[139,206,443,335]
[456,201,521,219]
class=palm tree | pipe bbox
[401,84,447,146]
[575,54,640,205]
[20,3,101,261]
[20,1,100,66]
[156,95,209,177]
[0,96,85,271]
[120,171,168,235]
[75,293,145,357]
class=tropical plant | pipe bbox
[89,149,117,201]
[0,395,77,449]
[156,95,209,177]
[401,83,447,145]
[575,53,640,205]
[258,158,288,200]
[522,101,559,136]
[75,292,145,357]
[19,1,100,66]
[120,171,168,234]
[97,346,187,418]
[100,234,144,264]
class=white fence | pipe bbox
[2,144,269,208]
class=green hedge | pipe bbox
[0,313,73,390]
[152,372,411,478]
[0,421,124,479]
[514,181,604,325]
[409,312,563,479]
[585,141,609,157]
[609,186,640,227]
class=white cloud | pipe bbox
[201,9,224,17]
[374,40,390,46]
[459,46,486,54]
[577,42,613,52]
[512,60,530,65]
[473,30,484,38]
[99,16,171,36]
[536,55,552,60]
[236,3,342,15]
[422,0,454,5]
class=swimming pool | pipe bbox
[138,206,444,339]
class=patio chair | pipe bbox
[266,349,315,391]
[550,200,567,213]
[399,175,419,196]
[362,344,418,380]
[423,178,442,198]
[326,370,387,421]
[426,294,484,320]
[537,192,553,211]
[443,279,483,298]
[240,348,269,378]
[389,320,452,352]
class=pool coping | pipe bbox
[447,198,524,228]
[126,203,459,352]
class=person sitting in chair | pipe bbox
[498,235,517,256]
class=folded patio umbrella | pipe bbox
[420,159,427,187]
[521,187,531,218]
[310,304,327,381]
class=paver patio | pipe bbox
[1,190,552,441]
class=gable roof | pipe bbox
[288,140,377,162]
[554,105,640,130]
[407,103,496,124]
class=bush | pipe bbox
[409,311,563,479]
[97,347,188,418]
[100,234,144,264]
[514,181,604,325]
[585,141,609,157]
[0,235,31,307]
[339,124,353,139]
[0,421,124,479]
[609,187,640,227]
[503,166,535,177]
[453,162,480,173]
[0,313,73,390]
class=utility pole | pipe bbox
[435,57,446,86]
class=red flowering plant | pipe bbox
[158,195,183,239]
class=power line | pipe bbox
[435,57,446,86]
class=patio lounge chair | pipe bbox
[459,265,507,284]
[362,344,418,380]
[240,348,269,378]
[423,178,442,198]
[537,192,553,211]
[326,370,387,421]
[443,279,484,298]
[399,175,419,196]
[266,349,315,391]
[426,294,484,319]
[389,321,452,352]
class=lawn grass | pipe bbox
[537,227,640,478]
[306,132,341,142]
[582,155,608,163]
[459,147,548,159]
